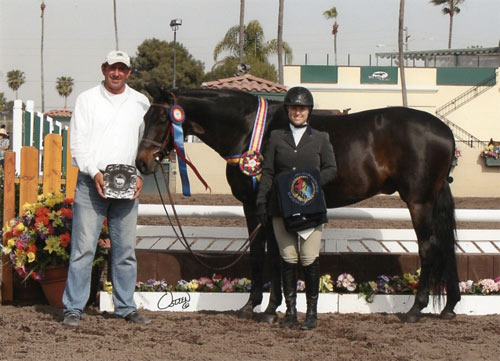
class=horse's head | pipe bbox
[135,85,176,175]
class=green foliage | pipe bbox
[430,0,464,15]
[128,38,205,93]
[56,76,74,108]
[6,70,25,98]
[204,56,278,82]
[323,6,338,20]
[210,20,292,82]
[0,92,6,112]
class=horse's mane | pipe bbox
[175,88,258,101]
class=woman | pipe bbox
[256,86,337,330]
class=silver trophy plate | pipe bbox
[103,164,137,199]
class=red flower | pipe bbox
[35,215,50,227]
[60,207,72,219]
[59,232,71,248]
[35,207,50,217]
[213,274,223,281]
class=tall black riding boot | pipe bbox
[301,258,320,330]
[281,260,299,329]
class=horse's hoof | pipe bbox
[402,312,421,323]
[236,302,255,320]
[256,312,278,324]
[440,310,456,320]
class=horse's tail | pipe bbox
[429,180,458,296]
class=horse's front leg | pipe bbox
[255,221,282,324]
[236,203,282,323]
[236,203,267,319]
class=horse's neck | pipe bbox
[183,105,253,158]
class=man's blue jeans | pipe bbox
[62,173,138,318]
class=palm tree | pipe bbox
[398,0,408,107]
[113,0,119,50]
[6,70,26,99]
[323,6,339,65]
[430,0,464,49]
[40,1,46,112]
[56,76,74,109]
[238,0,245,64]
[0,92,7,113]
[277,0,284,84]
[213,20,292,67]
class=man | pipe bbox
[62,50,150,326]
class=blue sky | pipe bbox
[1,0,499,112]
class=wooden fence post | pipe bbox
[2,152,16,302]
[42,134,62,194]
[19,147,39,208]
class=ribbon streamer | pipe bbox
[170,105,210,196]
[171,121,191,196]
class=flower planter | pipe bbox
[38,265,68,308]
[485,157,500,167]
[99,292,500,315]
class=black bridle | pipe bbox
[140,102,173,162]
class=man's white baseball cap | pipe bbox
[106,50,131,67]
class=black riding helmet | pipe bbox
[283,86,314,110]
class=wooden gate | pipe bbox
[1,133,78,302]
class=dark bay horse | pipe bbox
[135,88,460,323]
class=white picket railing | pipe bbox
[135,206,500,255]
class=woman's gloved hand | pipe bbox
[256,202,267,226]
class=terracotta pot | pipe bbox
[38,265,68,308]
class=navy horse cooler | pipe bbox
[275,168,327,232]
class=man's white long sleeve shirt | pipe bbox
[70,83,150,179]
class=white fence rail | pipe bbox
[138,205,500,222]
[136,206,500,255]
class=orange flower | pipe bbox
[35,215,50,227]
[35,206,50,217]
[60,207,72,219]
[27,244,37,254]
[59,232,71,248]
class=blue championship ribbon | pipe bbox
[170,104,210,196]
[170,105,191,196]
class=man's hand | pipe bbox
[94,172,106,198]
[132,176,143,200]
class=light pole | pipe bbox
[170,18,182,89]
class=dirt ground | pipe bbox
[1,195,499,361]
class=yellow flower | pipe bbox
[22,202,37,213]
[15,223,25,232]
[369,281,377,292]
[49,211,64,227]
[104,281,113,294]
[3,222,12,233]
[2,238,16,255]
[14,249,26,267]
[27,252,36,263]
[44,235,61,254]
[7,238,16,248]
[188,279,200,292]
